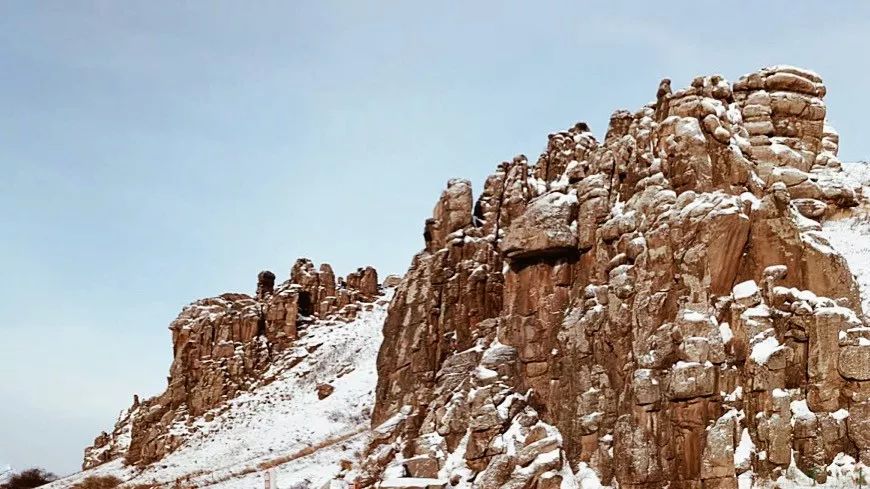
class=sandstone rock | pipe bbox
[356,266,380,299]
[317,383,335,400]
[848,402,870,450]
[383,274,403,288]
[404,455,440,478]
[256,270,275,299]
[792,198,827,218]
[838,346,870,381]
[502,191,579,260]
[426,179,473,251]
[808,308,849,411]
[515,437,560,467]
[632,369,661,405]
[474,454,516,487]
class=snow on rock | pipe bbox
[749,335,784,365]
[55,72,870,489]
[734,428,755,472]
[45,291,392,489]
[574,462,611,489]
[822,162,870,316]
[501,190,579,259]
[724,386,743,402]
[774,451,869,488]
[737,471,754,489]
[0,465,13,485]
[733,280,761,306]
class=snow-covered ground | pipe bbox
[0,465,13,485]
[822,162,870,316]
[45,290,392,489]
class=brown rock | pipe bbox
[383,274,403,288]
[502,191,579,260]
[256,270,275,299]
[839,346,870,381]
[317,383,335,400]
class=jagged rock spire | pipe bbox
[256,270,275,299]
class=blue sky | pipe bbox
[2,0,870,475]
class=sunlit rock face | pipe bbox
[363,66,870,488]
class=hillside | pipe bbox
[45,287,392,489]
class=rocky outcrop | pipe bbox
[361,66,869,488]
[82,259,385,469]
[82,396,138,469]
[501,191,579,260]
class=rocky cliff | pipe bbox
[82,259,384,470]
[64,64,870,489]
[361,66,870,488]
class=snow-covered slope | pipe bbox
[823,161,870,316]
[46,290,392,489]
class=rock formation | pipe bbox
[74,64,870,489]
[83,259,383,469]
[361,66,869,488]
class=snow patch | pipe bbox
[734,428,755,471]
[750,336,783,365]
[733,280,760,300]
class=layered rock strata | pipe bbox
[83,259,382,469]
[363,66,868,488]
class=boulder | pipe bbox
[316,383,335,400]
[502,192,579,260]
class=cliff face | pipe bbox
[70,64,870,489]
[363,66,870,488]
[83,259,383,470]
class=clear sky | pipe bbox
[2,0,869,476]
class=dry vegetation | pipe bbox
[70,475,123,489]
[257,427,365,470]
[1,469,57,489]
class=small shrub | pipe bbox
[71,475,123,489]
[3,468,58,489]
[801,465,818,480]
[170,478,196,489]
